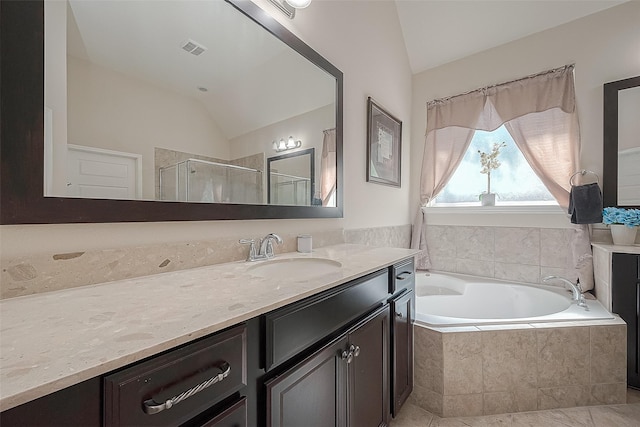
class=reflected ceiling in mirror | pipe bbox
[46,0,336,207]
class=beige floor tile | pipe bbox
[628,388,640,404]
[511,407,596,427]
[588,403,640,427]
[389,403,434,427]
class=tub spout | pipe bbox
[542,276,587,309]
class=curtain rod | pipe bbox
[426,64,575,107]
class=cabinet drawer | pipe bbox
[391,258,415,295]
[200,397,247,427]
[104,325,247,427]
[264,269,388,370]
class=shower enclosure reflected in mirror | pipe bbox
[267,148,315,206]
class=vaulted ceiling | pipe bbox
[393,0,627,74]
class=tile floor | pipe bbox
[391,388,640,427]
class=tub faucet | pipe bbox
[542,276,588,309]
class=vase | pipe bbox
[610,224,638,245]
[480,193,496,206]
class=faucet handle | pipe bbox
[239,239,257,261]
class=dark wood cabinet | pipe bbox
[390,289,414,416]
[265,306,389,427]
[612,252,640,389]
[347,306,390,427]
[265,335,349,427]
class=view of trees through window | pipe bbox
[433,125,556,205]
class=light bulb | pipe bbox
[286,136,296,149]
[278,139,286,151]
[284,0,311,8]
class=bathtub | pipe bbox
[414,271,614,327]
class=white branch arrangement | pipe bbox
[478,142,506,194]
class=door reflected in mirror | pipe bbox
[45,0,337,207]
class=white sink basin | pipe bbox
[247,257,343,279]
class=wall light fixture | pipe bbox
[273,136,302,152]
[266,0,311,19]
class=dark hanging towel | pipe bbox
[568,182,603,224]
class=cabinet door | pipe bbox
[265,336,348,427]
[612,253,640,388]
[391,289,414,417]
[347,306,390,427]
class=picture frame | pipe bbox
[366,97,402,187]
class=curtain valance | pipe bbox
[425,65,575,134]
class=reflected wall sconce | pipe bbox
[273,136,302,152]
[267,0,311,19]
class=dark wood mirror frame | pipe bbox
[603,75,640,209]
[0,0,343,224]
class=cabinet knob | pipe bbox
[396,311,403,318]
[351,344,360,358]
[341,349,353,364]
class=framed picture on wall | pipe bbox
[366,97,402,187]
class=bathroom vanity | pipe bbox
[0,244,416,426]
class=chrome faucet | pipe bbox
[239,233,283,262]
[259,233,283,258]
[542,276,588,309]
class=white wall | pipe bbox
[67,57,231,199]
[0,1,413,259]
[410,1,640,228]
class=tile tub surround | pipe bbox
[1,225,412,299]
[424,225,580,285]
[0,243,417,411]
[411,318,627,418]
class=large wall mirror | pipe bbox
[603,76,640,209]
[0,0,343,223]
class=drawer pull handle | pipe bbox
[396,272,413,281]
[142,362,231,415]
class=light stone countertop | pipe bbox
[592,242,640,254]
[0,244,417,411]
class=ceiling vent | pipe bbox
[181,39,207,56]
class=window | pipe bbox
[432,125,556,206]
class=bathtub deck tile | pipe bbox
[537,385,591,411]
[443,332,483,395]
[536,327,590,388]
[590,325,627,384]
[442,393,484,418]
[482,329,538,393]
[590,383,628,406]
[409,384,443,416]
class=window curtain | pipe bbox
[411,65,593,290]
[320,128,337,206]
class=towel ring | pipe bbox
[570,169,599,187]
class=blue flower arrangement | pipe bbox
[602,207,640,228]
